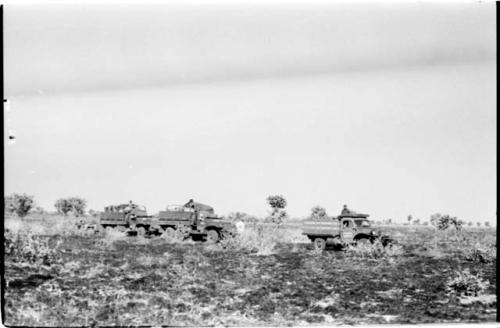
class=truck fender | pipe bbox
[353,233,375,243]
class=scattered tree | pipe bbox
[266,195,288,225]
[266,195,287,211]
[484,221,490,228]
[476,222,481,227]
[430,213,462,231]
[310,206,328,221]
[407,215,413,223]
[4,193,35,217]
[55,197,87,217]
[452,218,463,232]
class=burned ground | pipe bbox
[3,221,496,326]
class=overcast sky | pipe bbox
[4,2,496,223]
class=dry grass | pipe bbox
[3,213,497,326]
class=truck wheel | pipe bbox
[117,226,126,232]
[105,226,113,233]
[382,237,394,247]
[313,238,326,251]
[206,230,220,243]
[356,238,371,246]
[137,227,146,236]
[163,227,176,240]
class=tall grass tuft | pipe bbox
[217,224,280,255]
[345,240,404,259]
[446,269,490,297]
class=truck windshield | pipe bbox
[354,220,371,227]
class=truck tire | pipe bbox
[163,227,176,240]
[137,227,146,237]
[206,229,220,243]
[355,237,371,246]
[313,238,326,251]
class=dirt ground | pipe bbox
[3,227,497,326]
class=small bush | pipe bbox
[217,224,279,255]
[266,195,288,225]
[462,243,496,263]
[4,229,62,267]
[4,193,35,217]
[98,229,127,248]
[55,197,87,217]
[345,240,404,259]
[159,225,192,242]
[446,269,489,297]
[309,206,328,221]
[265,210,288,225]
[430,213,463,230]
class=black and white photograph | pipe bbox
[2,1,497,326]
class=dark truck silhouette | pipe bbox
[99,202,152,234]
[157,199,236,242]
[302,205,393,251]
[99,200,236,241]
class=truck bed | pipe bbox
[302,220,340,237]
[157,210,194,225]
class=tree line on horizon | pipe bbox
[3,193,494,228]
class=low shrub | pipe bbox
[55,197,87,217]
[98,229,128,248]
[4,229,62,267]
[345,240,404,259]
[309,206,328,221]
[217,224,280,255]
[462,243,496,263]
[446,269,490,297]
[4,193,35,217]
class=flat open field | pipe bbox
[3,216,497,326]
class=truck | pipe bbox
[99,202,153,235]
[100,199,237,241]
[302,205,393,251]
[157,199,236,242]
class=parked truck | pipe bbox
[157,199,236,242]
[302,205,392,251]
[100,199,236,241]
[99,201,153,234]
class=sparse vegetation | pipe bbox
[226,211,259,223]
[446,269,490,297]
[265,195,288,225]
[345,240,404,259]
[3,210,496,326]
[54,197,87,217]
[309,206,328,221]
[4,193,35,217]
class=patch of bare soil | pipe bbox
[3,234,497,326]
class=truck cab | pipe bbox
[339,217,373,243]
[302,205,389,250]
